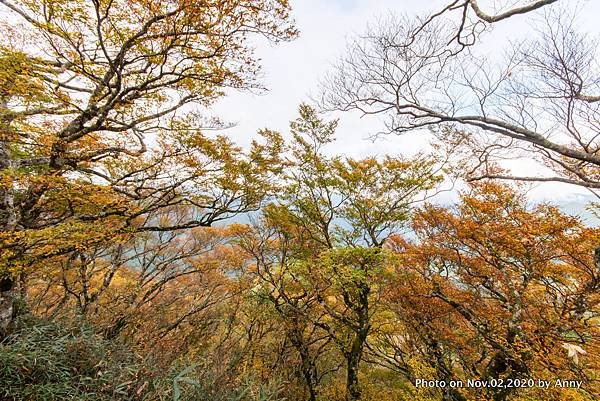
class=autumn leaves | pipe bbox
[0,0,599,400]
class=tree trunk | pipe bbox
[346,352,362,401]
[0,124,20,337]
[345,283,370,401]
[296,339,318,401]
[0,276,19,337]
[281,311,320,401]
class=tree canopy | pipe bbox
[1,1,599,401]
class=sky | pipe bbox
[211,0,600,211]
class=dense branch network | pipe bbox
[0,0,296,271]
[321,0,600,190]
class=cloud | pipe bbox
[210,0,600,201]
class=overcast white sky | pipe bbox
[212,0,600,204]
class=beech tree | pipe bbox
[239,105,443,401]
[4,1,600,400]
[0,0,295,333]
[321,0,600,190]
[239,220,334,401]
[383,183,600,401]
[28,209,243,336]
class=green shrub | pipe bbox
[0,316,286,401]
[0,316,155,401]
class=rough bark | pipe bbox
[0,276,19,336]
[0,95,19,335]
[345,283,370,401]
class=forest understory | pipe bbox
[0,0,599,400]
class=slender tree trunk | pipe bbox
[346,350,362,401]
[345,324,369,401]
[298,345,318,401]
[0,101,20,336]
[345,283,370,401]
[280,311,320,401]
